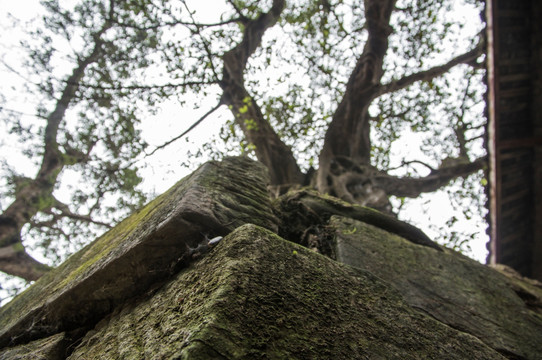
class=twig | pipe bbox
[145,100,223,157]
[389,160,435,172]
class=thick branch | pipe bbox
[317,0,396,192]
[0,10,113,280]
[0,246,52,281]
[377,43,484,97]
[380,156,487,198]
[1,38,108,246]
[221,0,285,81]
[324,0,395,158]
[220,0,303,185]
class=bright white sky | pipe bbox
[0,0,488,264]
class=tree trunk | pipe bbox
[317,0,396,207]
[314,0,486,211]
[219,0,303,186]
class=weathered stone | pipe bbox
[0,157,277,350]
[330,215,542,359]
[67,224,503,360]
[0,333,67,360]
[1,159,540,359]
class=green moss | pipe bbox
[69,225,503,360]
[341,226,358,235]
[0,175,184,331]
[0,157,278,349]
[53,189,169,291]
[11,242,25,253]
[330,216,542,359]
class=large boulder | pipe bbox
[67,224,502,359]
[0,157,540,359]
[275,190,542,359]
[331,216,542,359]
[0,157,277,351]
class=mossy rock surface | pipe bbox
[1,158,541,359]
[0,332,68,359]
[67,224,503,360]
[330,216,542,359]
[0,157,276,349]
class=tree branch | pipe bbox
[380,156,487,198]
[0,6,114,280]
[219,0,304,185]
[0,246,52,281]
[389,160,436,173]
[145,100,223,158]
[111,17,242,31]
[317,0,396,193]
[181,1,221,81]
[0,106,48,120]
[225,0,249,22]
[221,0,286,81]
[51,198,113,229]
[72,80,217,91]
[376,42,484,97]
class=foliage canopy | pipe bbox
[0,0,486,297]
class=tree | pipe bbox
[0,0,486,287]
[0,0,163,282]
